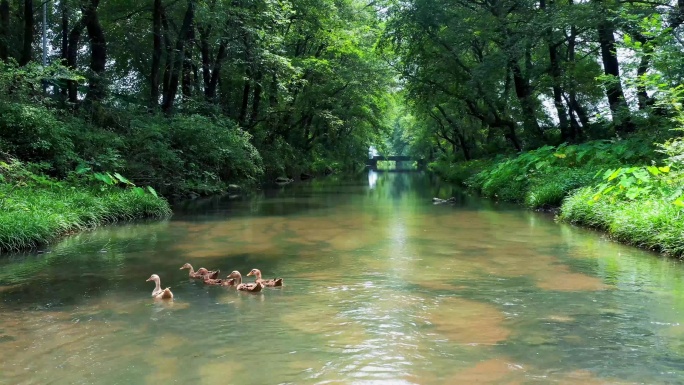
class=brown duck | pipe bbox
[247,268,283,287]
[146,274,174,300]
[203,276,236,287]
[180,263,220,279]
[228,271,263,292]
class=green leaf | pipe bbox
[607,168,623,181]
[632,168,650,183]
[93,172,114,185]
[75,163,91,174]
[132,187,146,196]
[619,176,636,188]
[647,166,660,176]
[674,198,684,207]
[146,186,158,198]
[626,189,640,200]
[113,172,133,186]
[659,165,671,173]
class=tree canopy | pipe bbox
[380,0,684,162]
[0,0,395,191]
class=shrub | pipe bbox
[0,102,77,175]
[525,167,598,209]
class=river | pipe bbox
[1,171,684,384]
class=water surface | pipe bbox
[2,171,684,384]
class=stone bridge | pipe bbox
[365,155,426,170]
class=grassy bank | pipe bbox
[0,159,171,252]
[433,137,684,258]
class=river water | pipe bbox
[1,171,684,384]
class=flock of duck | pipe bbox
[145,263,283,300]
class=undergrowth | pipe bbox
[463,137,658,209]
[0,157,171,252]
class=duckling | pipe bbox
[228,271,263,292]
[146,274,173,300]
[247,268,283,287]
[180,263,220,279]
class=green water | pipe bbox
[2,171,684,384]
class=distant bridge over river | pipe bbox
[365,155,426,171]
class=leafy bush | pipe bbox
[0,102,77,175]
[465,139,658,205]
[525,167,598,209]
[124,114,263,195]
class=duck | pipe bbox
[203,276,237,287]
[180,263,220,279]
[247,268,283,287]
[146,274,174,300]
[228,271,263,292]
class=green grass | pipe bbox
[0,184,171,252]
[560,187,684,257]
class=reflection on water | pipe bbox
[1,171,684,383]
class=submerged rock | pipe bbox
[300,173,313,180]
[275,177,294,185]
[433,197,457,205]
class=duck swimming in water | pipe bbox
[146,274,174,300]
[180,263,220,279]
[247,268,283,287]
[228,271,263,292]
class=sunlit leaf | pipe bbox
[607,168,622,181]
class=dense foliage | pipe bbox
[381,0,684,160]
[379,0,684,257]
[0,0,394,194]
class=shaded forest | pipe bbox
[0,0,394,195]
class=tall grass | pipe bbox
[0,184,171,252]
[560,187,684,257]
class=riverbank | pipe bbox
[432,137,684,258]
[0,161,171,253]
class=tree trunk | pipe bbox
[0,0,9,61]
[205,41,226,101]
[566,18,586,139]
[595,2,633,133]
[59,2,68,97]
[435,105,471,160]
[238,69,251,124]
[150,0,163,108]
[161,0,195,113]
[67,17,86,103]
[160,8,173,101]
[181,15,195,100]
[635,41,655,110]
[83,0,107,102]
[20,0,33,65]
[199,27,210,92]
[248,71,263,127]
[510,57,541,136]
[541,0,571,141]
